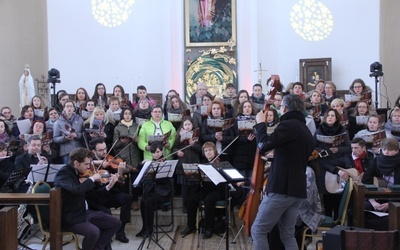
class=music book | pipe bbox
[34,109,45,117]
[135,117,148,126]
[16,119,31,134]
[113,112,121,121]
[81,110,90,119]
[1,167,32,193]
[356,116,369,125]
[221,98,232,106]
[309,105,322,118]
[207,118,235,131]
[200,106,208,116]
[167,113,182,122]
[180,128,199,143]
[147,130,172,145]
[344,92,372,102]
[357,130,386,148]
[316,132,347,147]
[237,120,256,136]
[133,160,178,187]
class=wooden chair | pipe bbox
[32,180,80,250]
[300,177,353,249]
[340,229,399,250]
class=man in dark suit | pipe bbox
[87,137,132,243]
[54,147,121,250]
[15,135,50,170]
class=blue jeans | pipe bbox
[251,192,304,250]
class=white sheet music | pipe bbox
[46,164,65,182]
[222,169,245,180]
[133,160,178,187]
[198,164,226,186]
[17,119,31,134]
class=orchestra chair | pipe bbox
[300,177,353,250]
[32,180,80,250]
[196,200,236,248]
[340,229,399,250]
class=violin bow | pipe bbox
[98,139,119,171]
[210,135,239,163]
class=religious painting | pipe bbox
[185,0,237,47]
[299,58,332,92]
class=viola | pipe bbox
[240,74,280,237]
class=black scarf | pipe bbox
[376,153,400,176]
[320,121,341,136]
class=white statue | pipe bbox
[18,65,35,108]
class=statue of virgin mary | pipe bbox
[18,65,35,108]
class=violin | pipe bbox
[240,75,280,237]
[79,162,111,184]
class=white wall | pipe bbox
[257,0,380,90]
[47,0,380,100]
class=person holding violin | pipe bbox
[251,94,315,250]
[54,147,121,250]
[181,142,243,239]
[136,141,174,237]
[87,137,133,243]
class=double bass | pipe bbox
[240,75,280,237]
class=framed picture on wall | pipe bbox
[185,0,237,47]
[299,58,332,92]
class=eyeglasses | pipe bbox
[49,112,58,115]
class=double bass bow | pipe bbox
[240,75,280,237]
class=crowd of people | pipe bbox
[1,78,400,249]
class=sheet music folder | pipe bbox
[1,167,32,193]
[198,161,245,185]
[133,160,178,187]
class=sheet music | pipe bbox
[17,119,31,134]
[356,116,368,125]
[222,169,245,180]
[167,113,182,122]
[133,161,152,187]
[113,112,121,121]
[135,117,148,126]
[148,134,164,143]
[365,210,388,217]
[200,106,208,116]
[198,164,226,186]
[34,109,45,117]
[316,132,347,147]
[237,120,256,135]
[133,160,178,187]
[344,94,360,102]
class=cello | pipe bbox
[240,75,280,237]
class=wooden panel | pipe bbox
[0,207,17,250]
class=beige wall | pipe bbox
[0,0,48,115]
[380,0,400,109]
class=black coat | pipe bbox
[254,110,315,198]
[54,164,98,228]
[14,152,51,170]
[362,153,400,185]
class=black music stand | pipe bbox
[1,167,32,193]
[133,160,178,250]
[198,162,246,250]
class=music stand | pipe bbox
[28,164,48,183]
[133,160,178,250]
[198,162,246,250]
[1,167,32,193]
[46,164,64,182]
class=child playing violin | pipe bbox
[172,116,202,213]
[136,141,174,237]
